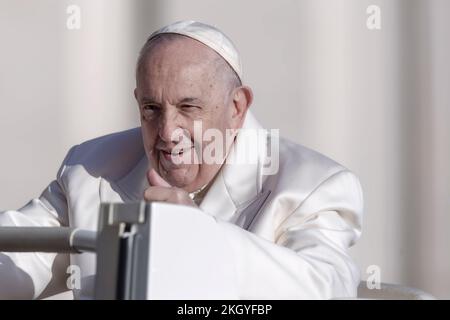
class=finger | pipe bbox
[147,168,171,187]
[143,186,173,202]
[143,186,195,206]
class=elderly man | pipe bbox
[0,21,363,299]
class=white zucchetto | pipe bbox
[148,20,243,82]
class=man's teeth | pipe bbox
[163,150,185,155]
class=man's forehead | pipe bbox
[139,62,215,88]
[137,74,212,104]
[136,32,239,100]
[142,36,222,70]
[137,44,221,96]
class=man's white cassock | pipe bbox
[0,111,363,299]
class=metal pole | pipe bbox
[0,227,97,253]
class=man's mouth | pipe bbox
[159,146,194,162]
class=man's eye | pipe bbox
[141,105,160,120]
[180,104,198,110]
[143,105,158,112]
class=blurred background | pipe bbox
[0,0,449,298]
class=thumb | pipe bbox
[147,168,172,187]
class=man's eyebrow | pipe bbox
[141,97,159,104]
[179,97,203,104]
[140,97,204,105]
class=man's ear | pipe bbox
[231,85,253,127]
[134,88,138,101]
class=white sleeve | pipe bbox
[0,148,75,299]
[216,170,363,299]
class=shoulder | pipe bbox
[269,137,362,203]
[60,127,145,181]
[258,138,363,234]
[278,137,347,180]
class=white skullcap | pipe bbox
[148,20,243,82]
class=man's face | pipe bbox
[135,36,241,192]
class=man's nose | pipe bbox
[158,109,182,144]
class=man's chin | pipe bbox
[160,167,194,189]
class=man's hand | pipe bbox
[143,169,197,207]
